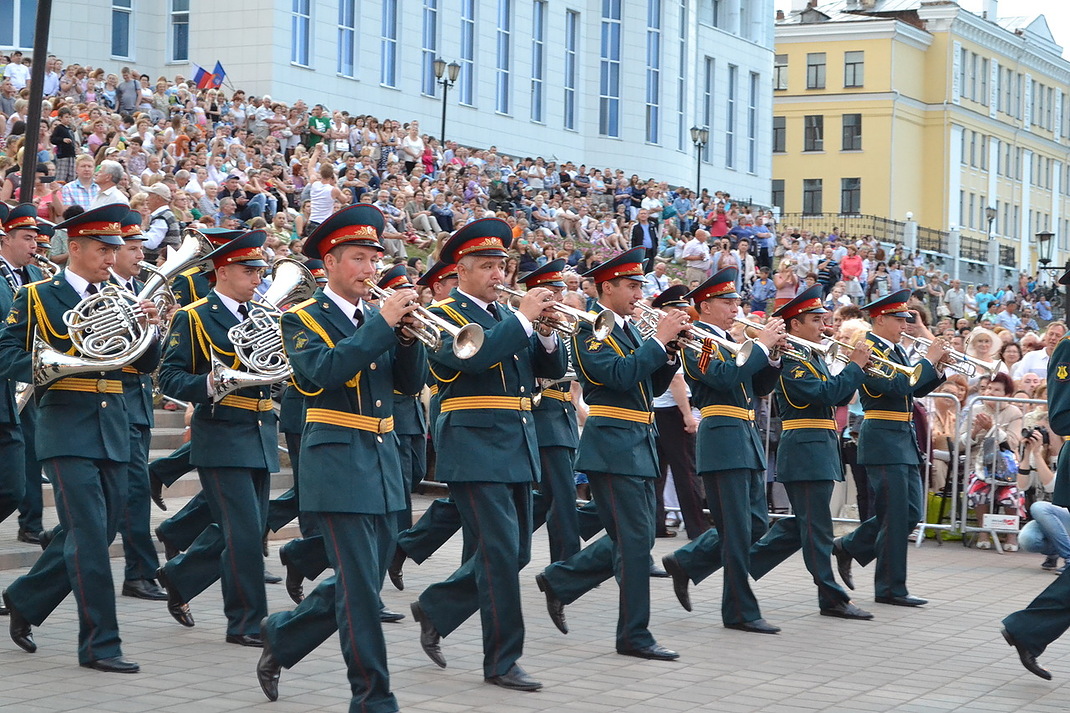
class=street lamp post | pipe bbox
[689,126,709,196]
[433,58,461,146]
[1034,230,1070,320]
[985,206,997,289]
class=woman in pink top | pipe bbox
[707,206,730,238]
[773,259,799,310]
[840,245,864,302]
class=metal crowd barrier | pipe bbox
[915,392,961,546]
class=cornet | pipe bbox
[364,280,484,359]
[495,284,615,341]
[733,317,834,362]
[825,338,922,385]
[634,303,754,366]
[900,334,998,378]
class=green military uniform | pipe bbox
[10,260,46,538]
[171,266,212,306]
[0,204,31,537]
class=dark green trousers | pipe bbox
[535,446,580,563]
[417,481,532,678]
[16,401,42,533]
[150,439,193,488]
[268,432,317,537]
[670,468,768,625]
[541,473,657,652]
[160,467,268,636]
[266,512,399,713]
[397,496,472,565]
[1003,567,1070,657]
[119,424,160,581]
[749,480,849,611]
[396,433,427,532]
[8,456,126,664]
[0,420,24,523]
[837,464,922,599]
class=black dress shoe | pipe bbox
[832,537,854,591]
[724,618,781,634]
[820,602,874,620]
[875,595,927,607]
[618,643,680,660]
[264,570,283,585]
[662,554,692,612]
[16,528,40,545]
[485,663,542,691]
[121,579,168,601]
[649,565,669,578]
[81,656,139,673]
[3,590,35,653]
[380,608,405,623]
[535,573,568,634]
[0,600,7,616]
[155,527,179,561]
[257,618,281,701]
[1002,626,1052,680]
[150,475,166,511]
[279,548,304,604]
[226,633,264,647]
[388,547,406,591]
[410,601,446,668]
[655,530,678,538]
[155,567,194,627]
[38,528,53,551]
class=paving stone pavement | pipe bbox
[1,495,1068,713]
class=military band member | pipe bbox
[411,218,566,691]
[536,247,683,660]
[1,204,161,672]
[662,268,784,634]
[832,289,945,607]
[747,285,873,620]
[156,229,279,645]
[257,205,425,711]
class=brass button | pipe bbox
[257,420,262,426]
[101,401,107,408]
[375,399,382,407]
[513,355,519,361]
[370,363,377,370]
[519,386,526,393]
[522,417,528,424]
[376,435,384,443]
[96,379,109,393]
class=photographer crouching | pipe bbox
[1017,392,1068,573]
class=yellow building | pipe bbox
[774,0,1070,286]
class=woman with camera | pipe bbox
[1017,390,1068,572]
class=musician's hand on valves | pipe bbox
[925,336,948,366]
[379,288,420,328]
[654,309,689,346]
[163,302,181,325]
[757,317,787,350]
[849,341,872,369]
[518,286,553,322]
[138,299,160,327]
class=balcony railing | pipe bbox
[959,236,988,262]
[778,213,909,245]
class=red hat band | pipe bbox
[6,216,37,231]
[214,246,265,266]
[526,270,564,287]
[870,301,908,317]
[592,262,643,283]
[780,297,823,321]
[67,220,121,238]
[455,236,507,259]
[380,275,410,290]
[321,224,381,253]
[694,281,737,303]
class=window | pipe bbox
[970,52,978,101]
[380,0,398,86]
[495,0,512,114]
[840,178,861,214]
[169,0,189,63]
[698,0,722,26]
[772,116,786,153]
[676,0,687,150]
[841,113,861,150]
[843,51,863,88]
[771,179,785,212]
[645,0,661,144]
[803,179,823,215]
[747,72,758,173]
[291,0,310,66]
[803,114,823,152]
[599,0,622,137]
[968,193,975,229]
[959,47,967,101]
[338,0,357,77]
[530,1,546,122]
[0,0,35,49]
[980,57,988,106]
[421,0,439,94]
[725,64,737,168]
[564,10,579,130]
[702,57,713,162]
[459,0,475,106]
[112,0,133,58]
[806,52,825,90]
[774,54,787,91]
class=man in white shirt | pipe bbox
[3,52,30,90]
[90,160,130,208]
[682,229,712,284]
[1015,322,1067,379]
[643,261,670,300]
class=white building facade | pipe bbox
[12,0,774,199]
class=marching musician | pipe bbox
[257,204,425,710]
[661,267,784,634]
[156,229,279,645]
[831,289,945,607]
[0,204,160,672]
[536,246,683,661]
[411,218,566,691]
[747,284,874,620]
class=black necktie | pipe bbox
[353,309,364,328]
[723,330,735,343]
[487,302,501,322]
[237,303,249,320]
[17,267,28,285]
[86,283,98,296]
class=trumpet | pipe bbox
[733,317,834,361]
[363,280,484,359]
[495,284,614,341]
[900,334,998,378]
[825,338,922,385]
[634,303,754,366]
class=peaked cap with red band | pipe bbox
[303,204,385,260]
[582,246,647,284]
[686,267,741,302]
[439,218,513,263]
[5,203,41,234]
[0,203,9,233]
[120,210,145,239]
[377,264,411,291]
[416,260,458,288]
[651,284,691,309]
[862,288,913,320]
[35,219,55,243]
[55,203,126,246]
[518,258,566,288]
[305,259,327,284]
[772,284,827,321]
[205,229,269,269]
[199,228,247,247]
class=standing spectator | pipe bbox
[115,66,139,113]
[643,261,670,300]
[3,51,29,90]
[305,104,330,148]
[90,160,129,208]
[50,108,78,183]
[773,260,799,310]
[840,245,863,303]
[995,301,1022,333]
[681,229,711,284]
[975,283,996,316]
[1016,322,1068,380]
[60,155,99,209]
[142,183,181,263]
[816,245,840,297]
[400,124,424,175]
[630,208,659,273]
[750,266,776,313]
[944,278,967,320]
[735,239,756,295]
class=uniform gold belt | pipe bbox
[864,410,912,422]
[540,388,572,402]
[440,396,532,412]
[48,377,122,394]
[699,405,755,420]
[306,408,394,434]
[219,394,275,412]
[782,418,837,431]
[587,405,655,424]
